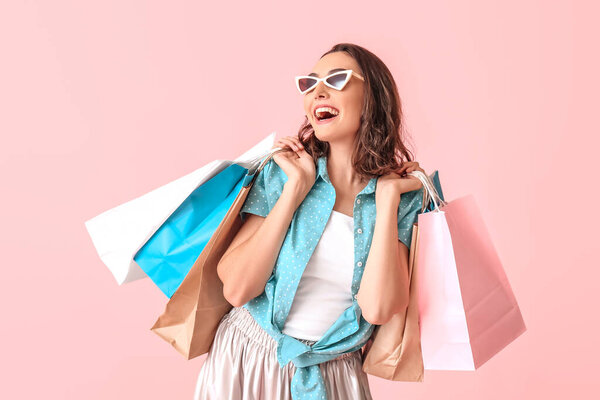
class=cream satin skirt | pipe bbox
[194,306,373,400]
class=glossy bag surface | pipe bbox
[134,163,251,298]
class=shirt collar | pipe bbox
[316,154,378,195]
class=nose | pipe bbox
[312,80,329,99]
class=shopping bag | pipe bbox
[133,146,276,298]
[150,148,286,359]
[361,170,444,382]
[362,211,425,381]
[84,132,277,285]
[410,171,527,370]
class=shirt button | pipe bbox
[353,294,358,300]
[357,228,362,234]
[357,261,363,267]
[356,199,361,204]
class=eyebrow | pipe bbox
[308,68,346,77]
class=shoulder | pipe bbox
[396,186,425,248]
[398,169,445,216]
[260,157,287,196]
[398,186,425,216]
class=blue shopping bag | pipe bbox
[134,149,445,298]
[133,157,270,298]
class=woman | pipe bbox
[194,43,427,400]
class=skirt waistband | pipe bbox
[222,306,358,362]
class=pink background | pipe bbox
[1,0,598,399]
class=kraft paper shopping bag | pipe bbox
[361,170,444,382]
[150,148,285,359]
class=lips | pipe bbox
[314,113,338,125]
[313,104,339,116]
[312,104,340,125]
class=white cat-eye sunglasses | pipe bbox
[295,69,364,95]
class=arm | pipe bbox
[357,192,410,325]
[217,181,305,307]
[218,140,315,307]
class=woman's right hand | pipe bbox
[271,135,316,199]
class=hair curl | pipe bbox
[297,42,416,180]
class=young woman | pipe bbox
[194,43,427,400]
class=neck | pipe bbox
[327,143,368,188]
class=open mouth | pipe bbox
[314,106,339,123]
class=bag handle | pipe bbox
[249,150,447,213]
[407,170,447,213]
[244,146,288,175]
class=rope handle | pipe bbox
[406,170,447,213]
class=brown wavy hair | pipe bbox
[297,43,416,180]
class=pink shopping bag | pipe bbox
[411,172,526,370]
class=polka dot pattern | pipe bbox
[238,154,425,400]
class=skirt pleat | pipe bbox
[194,306,373,400]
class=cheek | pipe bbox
[342,99,363,125]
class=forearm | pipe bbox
[357,194,410,324]
[220,181,305,306]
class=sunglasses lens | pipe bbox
[298,77,317,93]
[326,72,349,89]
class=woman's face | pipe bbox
[303,51,364,143]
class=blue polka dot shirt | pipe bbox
[238,154,425,400]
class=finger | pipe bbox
[396,165,409,176]
[397,161,414,172]
[275,138,293,149]
[407,166,425,175]
[273,140,290,150]
[297,146,312,159]
[280,145,299,157]
[275,150,296,164]
[292,140,303,151]
[280,137,301,151]
[291,137,304,149]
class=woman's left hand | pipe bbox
[376,161,426,201]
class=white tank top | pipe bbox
[281,210,355,341]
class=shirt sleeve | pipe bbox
[397,186,425,249]
[239,158,273,221]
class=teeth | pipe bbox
[314,106,339,119]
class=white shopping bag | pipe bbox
[84,132,277,285]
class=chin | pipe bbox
[312,126,348,144]
[311,129,328,143]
